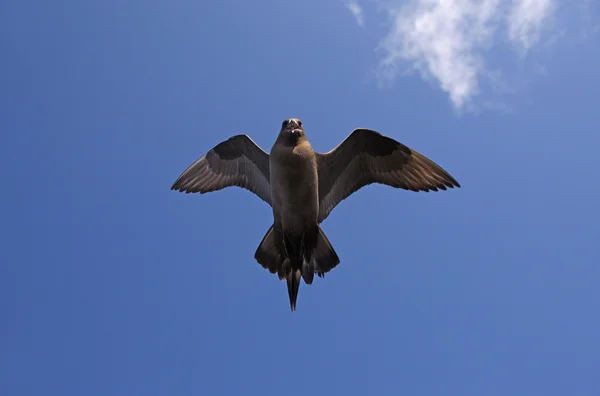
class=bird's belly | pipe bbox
[271,160,318,233]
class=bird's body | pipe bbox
[171,118,461,311]
[269,133,319,236]
[263,120,335,310]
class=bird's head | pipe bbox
[279,118,305,145]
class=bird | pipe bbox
[171,118,460,311]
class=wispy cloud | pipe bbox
[508,0,555,51]
[372,0,572,111]
[377,0,501,110]
[345,0,365,27]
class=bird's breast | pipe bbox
[270,142,319,226]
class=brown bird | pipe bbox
[171,118,460,311]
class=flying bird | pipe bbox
[171,118,460,311]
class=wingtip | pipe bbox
[447,177,461,189]
[170,181,195,193]
[170,177,183,191]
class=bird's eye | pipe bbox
[282,120,289,128]
[298,121,302,127]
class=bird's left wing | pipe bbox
[316,129,460,223]
[171,134,272,206]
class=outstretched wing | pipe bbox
[316,129,460,223]
[171,134,272,206]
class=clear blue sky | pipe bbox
[2,1,600,395]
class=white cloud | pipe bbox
[508,0,555,51]
[345,0,365,27]
[374,0,564,110]
[377,0,501,109]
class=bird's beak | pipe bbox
[285,120,301,133]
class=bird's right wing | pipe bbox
[171,134,272,206]
[316,129,460,223]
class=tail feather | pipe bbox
[254,224,285,279]
[254,224,341,312]
[301,258,315,285]
[286,266,301,312]
[313,226,340,278]
[279,257,290,281]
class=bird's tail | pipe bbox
[288,226,339,311]
[254,228,300,311]
[254,224,340,312]
[254,224,284,277]
[286,261,302,312]
[312,226,340,279]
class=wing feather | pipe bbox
[316,129,460,222]
[171,134,272,205]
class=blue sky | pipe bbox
[2,0,600,395]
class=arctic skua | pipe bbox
[171,118,460,311]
